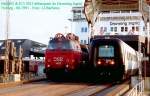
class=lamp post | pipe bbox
[4,0,10,82]
[6,0,10,40]
[137,0,143,82]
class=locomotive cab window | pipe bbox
[98,45,114,57]
[48,41,73,50]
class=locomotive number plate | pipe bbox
[53,57,63,63]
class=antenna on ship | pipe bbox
[64,26,68,36]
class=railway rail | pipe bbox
[0,79,130,96]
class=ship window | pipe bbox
[84,40,86,44]
[77,10,81,13]
[143,27,145,31]
[121,27,124,32]
[104,27,107,32]
[82,9,84,14]
[81,27,84,32]
[100,27,103,31]
[110,27,113,32]
[114,27,117,32]
[81,40,83,44]
[100,27,104,35]
[132,26,135,31]
[101,27,103,30]
[85,27,87,32]
[136,26,139,31]
[81,27,87,32]
[125,27,127,32]
[74,10,81,13]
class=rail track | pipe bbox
[0,79,129,96]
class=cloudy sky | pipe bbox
[0,0,84,44]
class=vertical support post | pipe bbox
[148,6,150,55]
[88,23,94,44]
[138,0,144,83]
[4,40,9,82]
[139,0,141,12]
[88,23,91,44]
[138,0,143,81]
[18,46,22,74]
[4,0,10,82]
[19,45,24,80]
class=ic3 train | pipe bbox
[44,33,88,79]
[89,38,142,81]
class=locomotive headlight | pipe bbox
[97,60,102,65]
[66,64,69,68]
[71,59,75,63]
[47,64,51,67]
[109,60,115,65]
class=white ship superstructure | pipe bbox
[69,7,89,44]
[69,7,148,45]
[93,11,147,36]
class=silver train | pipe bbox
[89,38,142,81]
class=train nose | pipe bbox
[66,64,69,68]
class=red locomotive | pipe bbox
[44,33,88,79]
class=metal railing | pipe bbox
[127,80,144,96]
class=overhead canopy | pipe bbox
[84,0,150,24]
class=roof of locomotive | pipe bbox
[49,33,79,43]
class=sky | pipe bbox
[0,0,84,44]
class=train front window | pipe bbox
[98,45,114,57]
[48,41,73,50]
